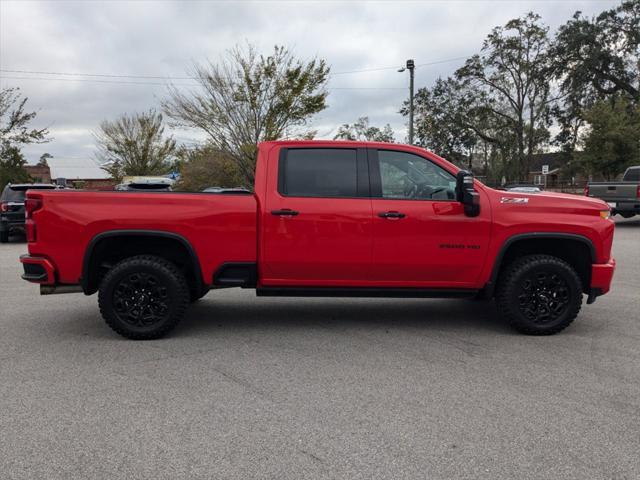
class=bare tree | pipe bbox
[95,110,176,181]
[334,117,395,142]
[162,44,330,184]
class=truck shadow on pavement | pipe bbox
[180,297,510,338]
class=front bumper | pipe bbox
[20,255,56,284]
[588,258,616,303]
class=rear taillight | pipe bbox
[24,197,43,243]
[24,198,42,219]
[0,202,8,212]
[584,184,589,197]
[637,184,640,199]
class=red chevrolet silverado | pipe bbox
[20,141,616,339]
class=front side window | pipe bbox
[280,149,358,198]
[378,150,456,200]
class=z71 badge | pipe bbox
[501,197,529,204]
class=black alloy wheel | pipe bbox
[112,272,170,328]
[98,255,189,340]
[496,254,583,335]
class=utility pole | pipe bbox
[398,59,415,144]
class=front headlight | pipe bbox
[600,210,611,220]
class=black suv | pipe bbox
[0,183,58,242]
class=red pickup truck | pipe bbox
[20,141,616,339]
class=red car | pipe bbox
[20,141,616,339]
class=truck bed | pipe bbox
[27,190,258,285]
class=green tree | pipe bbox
[455,13,553,181]
[176,145,246,192]
[403,77,480,167]
[554,1,639,102]
[162,44,330,185]
[0,146,31,190]
[552,1,639,153]
[38,153,52,167]
[581,96,640,180]
[95,110,176,182]
[0,87,49,189]
[1,87,49,148]
[334,117,395,142]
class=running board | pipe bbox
[256,287,478,299]
[40,285,84,295]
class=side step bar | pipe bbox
[256,287,478,299]
[40,285,84,295]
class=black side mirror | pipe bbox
[455,170,480,217]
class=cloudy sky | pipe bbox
[0,0,619,165]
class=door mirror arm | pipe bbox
[455,170,480,217]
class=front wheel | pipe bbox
[496,254,583,335]
[98,255,189,340]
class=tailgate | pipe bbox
[589,184,638,202]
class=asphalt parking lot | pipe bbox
[0,218,638,479]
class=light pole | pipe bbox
[398,59,415,144]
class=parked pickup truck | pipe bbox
[20,141,616,339]
[586,166,640,218]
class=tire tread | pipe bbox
[98,255,189,340]
[496,254,582,335]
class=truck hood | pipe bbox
[488,188,610,214]
[529,190,608,208]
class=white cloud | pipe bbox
[0,0,619,162]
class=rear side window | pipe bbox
[1,187,26,203]
[279,149,359,198]
[623,167,640,182]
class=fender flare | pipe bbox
[81,229,204,294]
[483,232,596,297]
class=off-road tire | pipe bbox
[0,230,8,243]
[98,255,189,340]
[496,254,582,335]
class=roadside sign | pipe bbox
[542,165,549,175]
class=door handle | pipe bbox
[271,209,299,216]
[378,211,406,219]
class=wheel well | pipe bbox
[494,237,593,294]
[83,233,203,295]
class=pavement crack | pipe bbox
[299,448,325,465]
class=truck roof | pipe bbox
[259,140,428,149]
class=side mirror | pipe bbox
[455,170,480,217]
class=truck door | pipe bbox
[368,148,491,288]
[262,147,373,286]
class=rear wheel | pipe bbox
[0,230,8,243]
[496,254,583,335]
[98,255,189,340]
